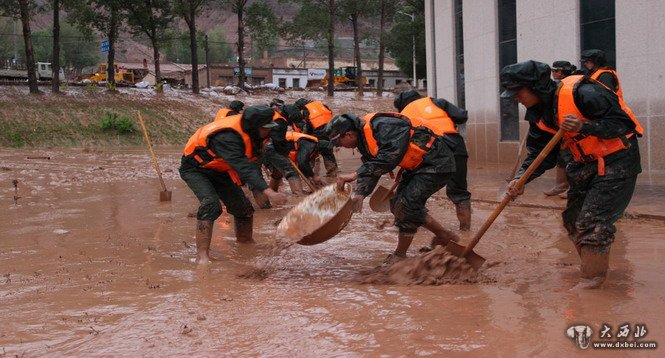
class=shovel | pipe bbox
[446,129,564,269]
[137,111,172,201]
[369,169,403,212]
[288,158,317,193]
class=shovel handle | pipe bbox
[383,168,403,200]
[137,111,167,192]
[288,158,317,192]
[462,129,564,256]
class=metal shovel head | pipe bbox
[369,185,393,212]
[444,241,486,270]
[160,190,172,202]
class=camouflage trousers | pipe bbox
[390,172,452,233]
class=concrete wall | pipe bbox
[425,0,665,172]
[272,69,308,88]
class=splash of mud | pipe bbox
[359,247,480,285]
[277,185,349,239]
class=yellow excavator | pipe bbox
[321,66,367,87]
[85,63,137,84]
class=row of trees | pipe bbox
[1,0,425,96]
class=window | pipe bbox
[396,79,402,85]
[368,79,375,87]
[454,0,465,108]
[293,78,300,88]
[278,78,286,88]
[498,0,519,141]
[580,0,616,68]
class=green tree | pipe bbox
[0,0,41,93]
[124,0,174,84]
[206,27,232,63]
[386,0,425,86]
[376,0,400,95]
[339,0,375,96]
[173,0,209,94]
[26,23,99,74]
[245,1,278,58]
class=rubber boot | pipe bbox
[393,231,415,258]
[455,200,472,231]
[287,176,304,195]
[574,246,610,289]
[234,216,254,243]
[269,177,281,192]
[544,166,569,196]
[195,220,213,264]
[252,189,271,209]
[422,214,461,248]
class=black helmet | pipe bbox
[270,98,285,108]
[552,61,577,75]
[294,98,311,109]
[242,105,277,130]
[394,89,422,112]
[229,100,244,112]
[500,60,556,100]
[581,49,607,67]
[324,113,361,142]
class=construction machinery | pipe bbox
[84,63,139,84]
[321,66,367,88]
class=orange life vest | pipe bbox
[590,69,623,99]
[273,110,287,124]
[183,114,255,185]
[304,101,333,130]
[362,112,437,171]
[399,97,458,135]
[285,131,319,163]
[541,75,644,176]
[214,108,236,121]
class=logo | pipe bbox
[567,325,593,349]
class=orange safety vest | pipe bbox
[285,131,319,163]
[214,108,236,121]
[304,101,333,130]
[537,75,643,176]
[183,114,256,185]
[399,97,458,135]
[362,112,437,171]
[590,69,624,99]
[273,110,287,124]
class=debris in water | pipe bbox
[359,246,479,285]
[53,229,70,235]
[12,179,20,205]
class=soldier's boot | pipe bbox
[393,231,416,258]
[234,216,254,243]
[287,176,304,195]
[423,214,461,248]
[252,189,272,209]
[269,177,281,192]
[455,200,472,231]
[574,246,610,289]
[195,220,213,264]
[544,166,569,196]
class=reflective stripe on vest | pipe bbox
[400,97,458,135]
[286,131,318,163]
[183,114,254,184]
[304,101,333,130]
[362,112,436,171]
[557,75,642,176]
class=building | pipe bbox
[272,68,309,89]
[425,0,665,172]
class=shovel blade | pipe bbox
[160,190,172,202]
[445,241,486,270]
[368,185,393,212]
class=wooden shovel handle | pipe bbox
[383,168,404,200]
[137,111,167,192]
[462,129,564,256]
[288,158,317,192]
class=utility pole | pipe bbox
[398,10,417,89]
[204,34,210,88]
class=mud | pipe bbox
[1,147,664,356]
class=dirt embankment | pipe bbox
[0,86,394,149]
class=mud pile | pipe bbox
[277,184,349,240]
[359,246,479,285]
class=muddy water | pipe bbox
[1,147,663,356]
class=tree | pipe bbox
[206,27,232,63]
[0,0,40,94]
[174,0,208,94]
[339,0,374,97]
[385,1,426,86]
[66,0,127,90]
[124,0,174,84]
[223,0,248,88]
[52,0,61,93]
[376,0,400,96]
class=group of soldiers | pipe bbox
[179,48,642,289]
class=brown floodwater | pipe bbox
[1,147,663,357]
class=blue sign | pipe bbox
[101,40,109,53]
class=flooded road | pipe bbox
[1,147,663,356]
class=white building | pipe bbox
[272,68,309,89]
[425,0,665,172]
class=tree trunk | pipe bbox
[107,7,117,89]
[151,32,161,84]
[18,0,39,94]
[352,13,363,97]
[326,0,335,97]
[51,0,61,93]
[188,6,199,94]
[376,0,386,96]
[237,1,246,89]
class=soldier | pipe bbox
[265,131,328,194]
[501,60,642,289]
[215,100,244,119]
[180,105,288,264]
[328,112,460,263]
[299,99,338,177]
[394,90,472,231]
